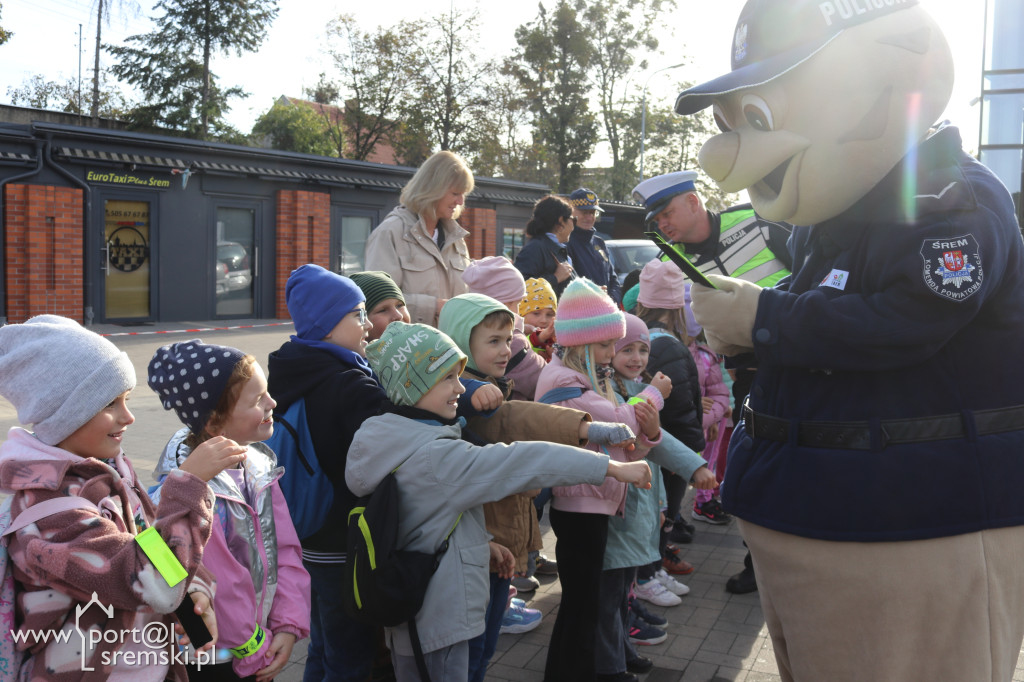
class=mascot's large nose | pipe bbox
[698,132,740,184]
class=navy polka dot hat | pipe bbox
[147,339,247,435]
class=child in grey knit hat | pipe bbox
[0,315,240,680]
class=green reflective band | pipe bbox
[135,526,187,587]
[229,624,266,658]
[627,396,646,406]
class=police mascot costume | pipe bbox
[676,1,1024,680]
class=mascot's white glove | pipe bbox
[690,274,762,356]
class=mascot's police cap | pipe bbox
[632,170,699,222]
[674,0,920,115]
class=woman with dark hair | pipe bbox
[514,195,577,297]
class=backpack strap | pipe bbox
[536,386,585,405]
[409,511,463,682]
[505,347,529,374]
[2,496,100,539]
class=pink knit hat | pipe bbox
[554,278,625,347]
[615,313,651,354]
[637,259,688,309]
[463,256,527,304]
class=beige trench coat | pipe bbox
[363,205,471,326]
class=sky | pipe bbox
[0,0,988,161]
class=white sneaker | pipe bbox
[634,578,682,607]
[655,568,690,596]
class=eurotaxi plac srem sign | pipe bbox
[87,169,171,189]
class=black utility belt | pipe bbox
[742,401,1024,451]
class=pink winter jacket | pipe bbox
[534,356,663,516]
[0,427,215,682]
[153,434,311,677]
[688,342,730,431]
[507,326,547,402]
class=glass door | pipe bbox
[103,199,152,320]
[331,206,377,276]
[215,206,257,316]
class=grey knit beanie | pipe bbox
[0,315,136,446]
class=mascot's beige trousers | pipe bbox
[739,519,1024,682]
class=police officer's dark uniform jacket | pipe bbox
[726,125,1024,542]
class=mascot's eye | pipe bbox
[712,102,732,133]
[741,94,774,132]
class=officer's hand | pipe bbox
[690,274,760,355]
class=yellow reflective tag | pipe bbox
[134,526,188,587]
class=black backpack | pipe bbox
[343,470,460,680]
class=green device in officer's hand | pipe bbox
[644,231,719,289]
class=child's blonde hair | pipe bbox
[562,344,618,404]
[185,354,258,448]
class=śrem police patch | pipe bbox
[920,235,982,302]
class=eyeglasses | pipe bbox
[567,216,577,226]
[351,307,368,325]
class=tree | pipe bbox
[511,0,598,193]
[0,2,12,45]
[319,15,426,162]
[251,98,335,156]
[413,7,491,153]
[582,0,673,201]
[7,74,132,119]
[463,60,544,182]
[90,0,139,125]
[108,0,278,140]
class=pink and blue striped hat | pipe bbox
[554,278,626,347]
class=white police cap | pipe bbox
[632,170,698,221]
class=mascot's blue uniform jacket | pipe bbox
[725,124,1024,542]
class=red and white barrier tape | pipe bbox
[101,321,294,337]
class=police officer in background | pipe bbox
[632,170,793,595]
[566,188,621,304]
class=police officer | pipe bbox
[566,188,621,304]
[632,170,793,594]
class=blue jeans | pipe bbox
[303,559,376,682]
[467,572,512,682]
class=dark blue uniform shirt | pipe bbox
[724,125,1024,541]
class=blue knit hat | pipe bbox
[147,340,247,435]
[286,264,365,340]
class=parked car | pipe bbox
[217,241,252,293]
[605,239,662,286]
[215,260,230,297]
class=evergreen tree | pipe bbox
[108,0,278,140]
[511,0,598,193]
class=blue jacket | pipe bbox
[567,227,621,303]
[514,233,575,297]
[724,125,1024,542]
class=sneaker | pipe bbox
[626,656,654,674]
[692,498,732,525]
[654,568,690,596]
[500,601,543,634]
[628,611,668,645]
[534,553,559,576]
[661,552,695,575]
[510,574,541,593]
[634,578,682,607]
[669,523,694,544]
[629,596,668,627]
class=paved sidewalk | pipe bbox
[277,489,781,682]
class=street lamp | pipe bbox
[640,62,687,182]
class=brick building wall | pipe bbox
[459,206,498,260]
[4,183,84,323]
[275,189,331,319]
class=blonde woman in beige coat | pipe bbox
[364,150,474,326]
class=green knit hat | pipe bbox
[350,270,405,312]
[365,321,467,406]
